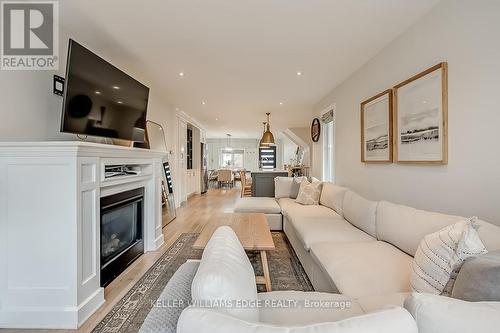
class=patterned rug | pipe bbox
[92,232,313,333]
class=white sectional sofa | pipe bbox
[236,178,500,310]
[143,195,500,332]
[176,226,420,333]
[173,226,500,333]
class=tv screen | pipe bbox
[61,39,149,142]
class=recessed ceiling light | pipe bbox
[95,91,101,95]
[117,101,123,104]
[279,102,283,105]
[178,72,185,77]
[112,85,120,90]
[215,118,218,121]
[202,101,206,105]
[296,71,302,76]
[175,107,179,111]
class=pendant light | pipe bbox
[261,112,275,145]
[259,122,269,148]
[226,133,232,150]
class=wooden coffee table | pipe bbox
[193,213,275,291]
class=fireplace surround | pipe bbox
[0,142,166,329]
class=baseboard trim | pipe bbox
[78,287,105,328]
[154,233,165,250]
[0,287,105,329]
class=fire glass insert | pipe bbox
[100,187,144,287]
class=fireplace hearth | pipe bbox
[100,187,144,287]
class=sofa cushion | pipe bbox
[258,291,364,325]
[451,250,500,302]
[310,241,413,298]
[274,176,307,199]
[278,198,342,221]
[411,218,487,296]
[178,306,418,333]
[376,201,463,256]
[474,219,500,252]
[234,197,282,214]
[342,191,377,238]
[275,177,293,198]
[319,182,348,216]
[356,292,411,313]
[376,201,500,256]
[404,293,500,333]
[295,180,323,205]
[191,226,259,322]
[292,218,375,251]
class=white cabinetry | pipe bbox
[0,142,166,329]
[186,169,198,196]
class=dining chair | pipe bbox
[240,170,252,197]
[217,169,234,189]
[208,169,218,188]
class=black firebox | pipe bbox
[100,187,144,287]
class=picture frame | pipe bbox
[393,62,448,164]
[360,89,393,163]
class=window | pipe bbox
[259,146,276,169]
[220,149,244,168]
[322,111,335,182]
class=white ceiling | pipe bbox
[61,0,440,138]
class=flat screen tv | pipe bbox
[61,39,149,142]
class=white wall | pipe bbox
[287,128,312,168]
[206,137,290,171]
[315,0,500,225]
[207,138,260,171]
[282,136,298,167]
[0,26,176,145]
[0,21,193,206]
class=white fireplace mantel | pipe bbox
[0,141,166,329]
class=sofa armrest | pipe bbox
[139,261,200,333]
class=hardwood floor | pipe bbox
[2,188,240,333]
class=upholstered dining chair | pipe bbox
[208,169,218,188]
[217,169,234,189]
[239,170,252,197]
[233,169,242,182]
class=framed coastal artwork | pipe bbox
[394,62,448,164]
[360,89,393,163]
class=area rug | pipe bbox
[92,232,313,333]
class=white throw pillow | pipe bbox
[274,176,307,199]
[191,226,259,322]
[274,177,293,198]
[404,293,500,333]
[178,306,418,333]
[290,176,308,198]
[410,218,487,295]
[295,180,323,205]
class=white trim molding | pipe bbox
[0,141,166,329]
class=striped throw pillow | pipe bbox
[410,217,487,296]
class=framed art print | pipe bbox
[360,89,393,163]
[394,62,448,164]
